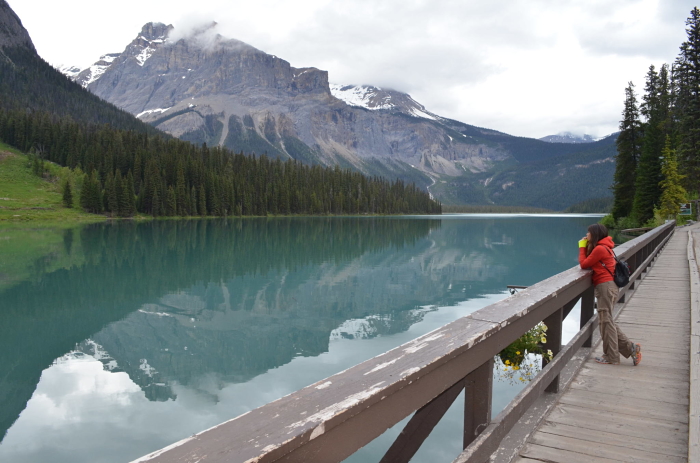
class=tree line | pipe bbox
[0,108,441,216]
[611,7,700,226]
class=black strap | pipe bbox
[600,246,617,278]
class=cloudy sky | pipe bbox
[9,0,699,138]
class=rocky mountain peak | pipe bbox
[0,0,35,51]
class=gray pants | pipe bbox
[595,281,634,363]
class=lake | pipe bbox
[0,214,601,463]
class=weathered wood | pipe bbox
[452,316,598,463]
[542,307,562,393]
[531,428,686,462]
[580,286,595,348]
[463,359,493,449]
[536,421,688,458]
[545,403,689,445]
[520,442,626,463]
[380,377,465,463]
[557,388,689,423]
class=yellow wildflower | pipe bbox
[505,360,510,365]
[516,351,520,355]
[541,336,546,343]
[513,366,520,370]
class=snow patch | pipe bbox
[136,108,172,119]
[136,46,156,66]
[329,84,393,110]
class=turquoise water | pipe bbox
[0,215,600,462]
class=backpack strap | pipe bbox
[600,246,617,278]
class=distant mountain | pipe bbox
[59,21,617,208]
[539,132,603,144]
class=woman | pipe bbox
[578,223,642,366]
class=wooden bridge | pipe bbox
[133,221,699,463]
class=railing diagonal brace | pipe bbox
[380,376,467,463]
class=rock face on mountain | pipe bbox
[69,22,513,188]
[0,0,34,51]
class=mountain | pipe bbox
[539,132,602,144]
[0,0,159,133]
[61,22,616,206]
[0,0,33,51]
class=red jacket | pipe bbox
[579,236,617,285]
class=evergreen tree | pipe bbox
[675,7,700,194]
[62,180,73,208]
[659,136,687,220]
[632,65,670,224]
[612,82,642,220]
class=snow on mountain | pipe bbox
[539,132,600,144]
[330,83,438,120]
[74,53,120,87]
[56,64,82,79]
[329,84,394,110]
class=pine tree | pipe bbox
[612,82,643,220]
[632,65,670,224]
[659,136,687,220]
[62,179,73,208]
[675,7,700,194]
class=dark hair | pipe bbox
[586,223,608,256]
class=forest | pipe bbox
[610,7,700,228]
[0,45,441,217]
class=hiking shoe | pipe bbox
[632,343,642,366]
[595,356,619,365]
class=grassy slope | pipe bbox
[0,142,104,222]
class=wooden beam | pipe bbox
[380,378,465,463]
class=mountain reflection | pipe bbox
[0,215,595,449]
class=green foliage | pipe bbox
[599,214,615,228]
[612,82,642,219]
[61,180,73,208]
[497,323,553,384]
[658,137,687,220]
[612,9,700,225]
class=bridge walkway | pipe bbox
[513,228,691,463]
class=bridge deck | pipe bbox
[513,229,691,463]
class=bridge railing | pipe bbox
[135,221,675,463]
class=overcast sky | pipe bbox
[9,0,699,139]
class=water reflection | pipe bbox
[0,215,599,463]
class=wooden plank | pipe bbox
[546,403,689,445]
[576,364,690,382]
[520,442,626,463]
[569,371,690,405]
[537,421,688,458]
[557,388,689,424]
[530,427,687,462]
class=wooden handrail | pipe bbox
[132,221,675,463]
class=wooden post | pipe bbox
[463,358,493,449]
[580,286,595,348]
[542,307,563,393]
